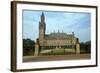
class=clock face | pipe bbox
[41,29,43,33]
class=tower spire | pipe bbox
[41,12,45,22]
[41,12,44,17]
[39,12,46,43]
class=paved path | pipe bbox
[23,54,91,62]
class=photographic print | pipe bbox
[23,10,91,62]
[11,1,97,72]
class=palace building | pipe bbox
[34,12,80,56]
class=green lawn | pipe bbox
[40,48,76,55]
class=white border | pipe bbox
[17,3,96,69]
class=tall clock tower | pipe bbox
[39,12,46,46]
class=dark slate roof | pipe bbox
[45,32,73,40]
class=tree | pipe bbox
[80,40,91,53]
[23,38,35,56]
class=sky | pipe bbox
[22,10,91,42]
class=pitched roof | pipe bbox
[45,32,73,40]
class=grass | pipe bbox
[39,48,76,55]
